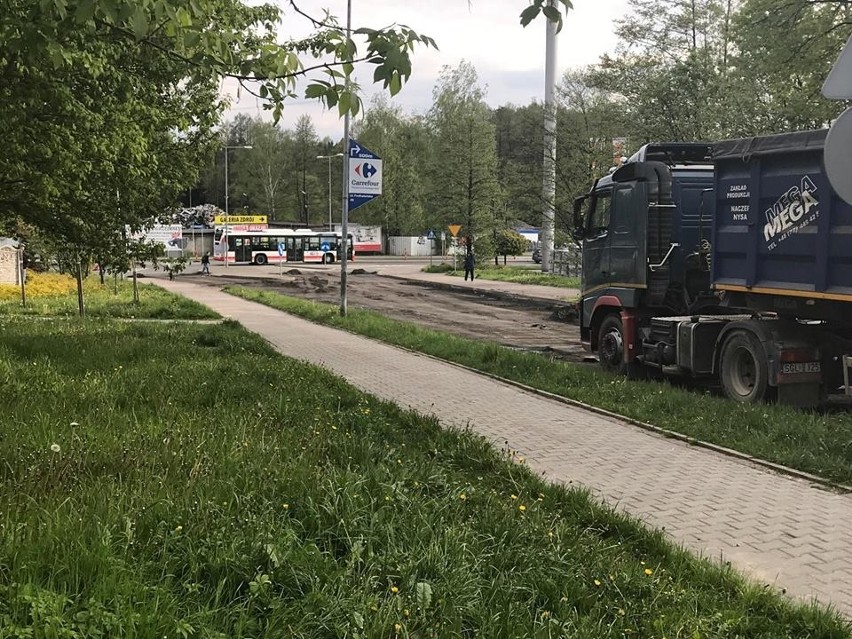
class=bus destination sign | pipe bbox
[214,215,268,225]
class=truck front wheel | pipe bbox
[598,314,629,375]
[719,331,770,403]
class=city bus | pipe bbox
[213,229,354,265]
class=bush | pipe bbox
[422,263,454,273]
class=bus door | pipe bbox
[284,237,302,262]
[233,237,252,263]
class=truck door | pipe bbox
[581,189,612,293]
[608,182,648,290]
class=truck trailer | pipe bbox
[573,130,852,407]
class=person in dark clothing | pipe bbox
[201,252,211,275]
[464,251,475,281]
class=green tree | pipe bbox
[727,0,849,133]
[354,96,429,237]
[589,0,740,142]
[427,62,502,257]
[492,103,545,227]
[293,115,321,226]
[494,229,528,265]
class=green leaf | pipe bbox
[352,612,365,629]
[337,91,351,116]
[305,84,327,99]
[389,72,402,96]
[542,5,561,23]
[73,0,96,23]
[415,582,432,610]
[130,7,149,40]
[519,5,541,27]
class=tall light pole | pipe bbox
[317,153,344,231]
[541,0,558,273]
[223,144,252,267]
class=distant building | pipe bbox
[0,238,21,285]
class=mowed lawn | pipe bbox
[0,278,849,636]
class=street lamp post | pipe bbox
[317,153,344,231]
[223,145,252,268]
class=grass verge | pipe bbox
[0,317,848,636]
[227,286,852,487]
[0,273,218,319]
[423,263,580,289]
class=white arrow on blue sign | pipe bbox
[348,139,383,211]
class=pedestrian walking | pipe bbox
[464,251,475,281]
[201,252,211,275]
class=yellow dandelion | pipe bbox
[282,504,289,510]
[390,585,399,594]
[403,609,410,618]
[644,568,653,576]
[394,623,402,632]
[519,504,527,512]
[459,493,467,501]
[510,494,518,500]
[594,579,601,586]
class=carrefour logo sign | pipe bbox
[349,158,383,196]
[355,162,378,179]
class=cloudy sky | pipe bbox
[223,0,631,138]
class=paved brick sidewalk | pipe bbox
[159,279,852,615]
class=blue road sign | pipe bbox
[426,229,435,240]
[348,139,383,211]
[277,242,284,256]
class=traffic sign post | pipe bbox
[448,225,462,271]
[277,242,284,277]
[348,140,383,211]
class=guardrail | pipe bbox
[552,247,581,278]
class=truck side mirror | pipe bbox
[572,196,588,242]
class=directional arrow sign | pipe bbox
[348,139,383,211]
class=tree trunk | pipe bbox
[76,256,85,318]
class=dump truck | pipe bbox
[572,130,852,407]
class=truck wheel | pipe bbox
[598,314,630,375]
[719,331,769,403]
[254,253,268,266]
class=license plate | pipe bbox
[781,361,821,374]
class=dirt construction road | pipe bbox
[187,266,589,364]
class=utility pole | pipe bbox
[317,153,344,231]
[340,0,352,317]
[541,0,558,273]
